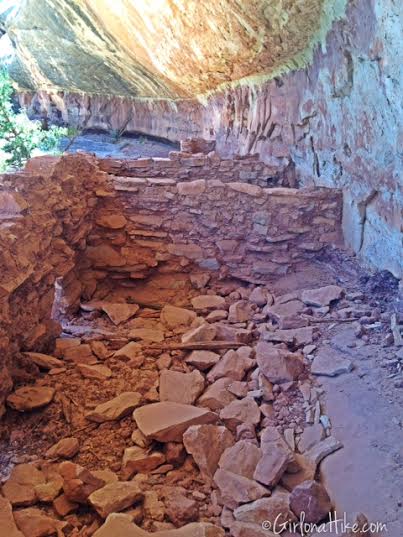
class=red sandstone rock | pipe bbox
[77,363,112,380]
[22,352,63,370]
[218,440,262,479]
[228,300,255,323]
[181,323,217,344]
[290,480,332,523]
[13,507,67,537]
[301,285,344,308]
[59,461,105,503]
[220,398,261,432]
[89,481,143,518]
[191,295,226,310]
[253,446,292,488]
[213,469,269,509]
[6,386,55,412]
[133,402,218,442]
[45,437,79,459]
[86,392,142,422]
[122,446,166,478]
[0,496,24,537]
[159,369,205,405]
[256,342,304,384]
[162,486,199,526]
[185,350,220,370]
[198,377,237,411]
[207,348,254,383]
[2,464,45,507]
[233,490,296,527]
[101,302,140,325]
[183,424,234,478]
[160,304,196,329]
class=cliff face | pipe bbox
[4,0,346,98]
[3,0,403,278]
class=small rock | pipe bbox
[96,214,127,229]
[305,436,343,465]
[233,490,296,527]
[89,481,143,518]
[131,429,150,448]
[220,398,261,432]
[198,378,236,410]
[249,287,270,307]
[206,310,228,322]
[160,304,196,329]
[86,392,142,422]
[230,521,275,537]
[129,328,165,342]
[191,295,226,310]
[256,342,304,383]
[207,348,254,382]
[218,440,261,479]
[311,346,353,377]
[181,323,217,343]
[45,437,79,459]
[122,447,166,478]
[159,370,205,405]
[133,402,218,442]
[228,381,249,398]
[59,461,105,503]
[0,496,24,537]
[213,469,269,509]
[164,442,186,465]
[102,303,139,325]
[7,386,55,412]
[63,343,97,364]
[183,424,234,478]
[185,350,220,370]
[301,285,344,307]
[290,480,332,523]
[77,363,112,380]
[162,487,199,526]
[114,342,142,361]
[228,301,254,323]
[143,490,165,521]
[13,508,66,537]
[253,446,291,487]
[23,352,63,370]
[298,425,325,453]
[53,493,78,516]
[91,340,111,360]
[190,273,211,289]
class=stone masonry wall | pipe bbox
[0,154,106,415]
[0,153,342,414]
[79,175,342,300]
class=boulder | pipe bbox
[89,481,143,518]
[183,425,234,478]
[0,496,24,537]
[198,378,237,410]
[191,295,226,310]
[159,370,205,405]
[185,350,220,370]
[289,480,332,523]
[86,392,142,422]
[220,398,261,432]
[218,440,262,479]
[207,348,254,382]
[213,469,269,509]
[301,285,344,307]
[256,342,304,383]
[45,437,79,459]
[160,304,196,328]
[7,386,55,412]
[133,402,218,442]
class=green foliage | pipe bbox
[0,69,67,170]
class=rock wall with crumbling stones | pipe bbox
[19,0,402,279]
[0,154,105,415]
[0,153,342,413]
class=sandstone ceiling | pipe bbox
[2,0,346,99]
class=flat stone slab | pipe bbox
[311,346,353,377]
[101,303,140,325]
[0,496,24,537]
[89,481,143,518]
[86,392,142,422]
[133,402,218,442]
[93,513,225,537]
[7,386,55,412]
[301,285,344,307]
[23,352,64,370]
[191,295,226,310]
[159,370,205,405]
